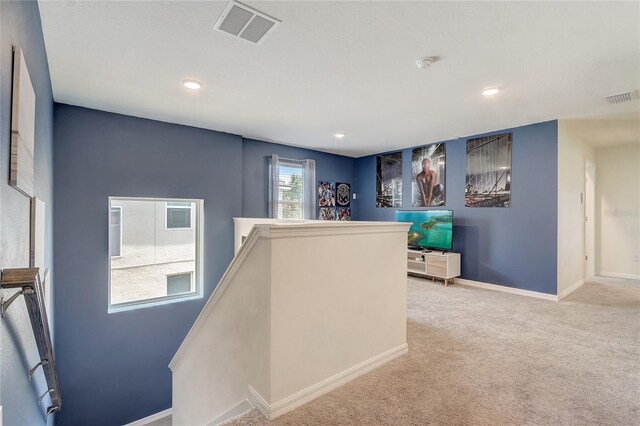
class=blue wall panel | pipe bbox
[355,121,558,294]
[53,106,357,425]
[53,105,244,425]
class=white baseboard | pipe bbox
[558,279,584,300]
[207,400,253,426]
[249,343,408,420]
[455,278,558,301]
[600,272,640,280]
[124,408,171,426]
[248,386,270,419]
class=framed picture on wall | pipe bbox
[336,182,350,207]
[376,152,402,208]
[319,207,336,220]
[337,207,351,221]
[465,133,512,207]
[9,47,37,198]
[412,143,446,207]
[318,181,336,207]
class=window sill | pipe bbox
[108,292,203,314]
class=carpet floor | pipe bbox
[217,276,640,426]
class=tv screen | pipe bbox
[395,210,453,251]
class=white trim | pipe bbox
[268,222,410,239]
[207,400,253,426]
[250,343,408,420]
[124,408,171,426]
[558,279,585,300]
[170,225,271,368]
[600,272,640,280]
[248,386,270,419]
[455,278,558,301]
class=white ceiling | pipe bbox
[562,113,640,148]
[38,1,640,157]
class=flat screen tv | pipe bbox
[395,210,453,251]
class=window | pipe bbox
[110,206,122,257]
[268,155,316,219]
[166,202,192,229]
[167,272,193,295]
[108,197,203,313]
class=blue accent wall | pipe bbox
[355,121,558,294]
[53,105,244,425]
[0,1,55,425]
[53,105,356,425]
[242,138,356,218]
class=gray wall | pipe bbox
[0,1,55,425]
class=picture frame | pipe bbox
[10,47,37,198]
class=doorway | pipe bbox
[585,161,596,279]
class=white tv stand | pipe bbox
[407,249,461,286]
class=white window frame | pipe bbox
[165,202,193,230]
[108,197,204,313]
[166,271,194,296]
[277,162,304,219]
[109,206,122,258]
[268,155,316,219]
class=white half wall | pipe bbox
[596,143,640,279]
[170,231,271,426]
[171,221,409,425]
[557,121,595,295]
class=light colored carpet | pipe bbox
[218,276,640,426]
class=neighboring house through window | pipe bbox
[167,272,193,295]
[110,206,122,257]
[166,202,192,229]
[108,197,203,312]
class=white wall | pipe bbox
[596,143,640,279]
[557,121,595,296]
[170,221,408,425]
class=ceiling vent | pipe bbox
[214,1,280,45]
[605,91,637,105]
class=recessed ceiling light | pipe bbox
[183,79,202,90]
[482,87,500,96]
[334,133,346,139]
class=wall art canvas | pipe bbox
[30,197,48,302]
[376,152,402,208]
[465,133,512,207]
[318,181,336,207]
[412,143,446,207]
[337,207,351,221]
[336,182,351,207]
[10,47,36,198]
[319,207,336,220]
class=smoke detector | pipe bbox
[605,91,638,104]
[214,1,280,45]
[416,56,438,69]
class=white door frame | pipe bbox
[585,161,596,279]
